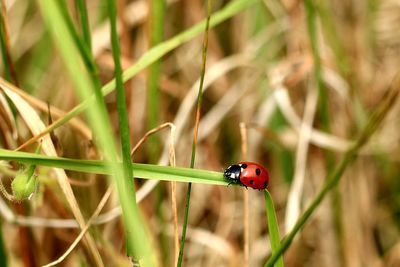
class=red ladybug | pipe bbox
[223,162,269,190]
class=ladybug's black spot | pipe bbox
[264,181,268,188]
[255,168,261,176]
[241,163,247,169]
[250,180,254,185]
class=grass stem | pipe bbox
[177,1,212,266]
[147,0,166,161]
[75,0,92,50]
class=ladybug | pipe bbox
[223,162,269,190]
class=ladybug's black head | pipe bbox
[223,164,241,184]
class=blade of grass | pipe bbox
[56,0,102,92]
[0,149,226,185]
[106,0,157,264]
[264,74,400,267]
[75,0,92,50]
[264,190,284,267]
[18,0,258,150]
[37,0,156,265]
[177,1,212,266]
[55,0,95,80]
[147,0,166,161]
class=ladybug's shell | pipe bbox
[238,162,269,190]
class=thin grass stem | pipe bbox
[176,1,212,266]
[75,0,92,50]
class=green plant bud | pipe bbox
[11,170,37,201]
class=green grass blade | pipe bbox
[56,0,96,79]
[147,0,166,160]
[56,0,102,91]
[147,0,167,260]
[264,76,400,267]
[75,0,92,50]
[106,0,132,187]
[264,190,284,267]
[106,0,157,264]
[24,0,258,147]
[0,149,226,185]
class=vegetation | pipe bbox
[0,0,399,266]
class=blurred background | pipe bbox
[0,0,400,266]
